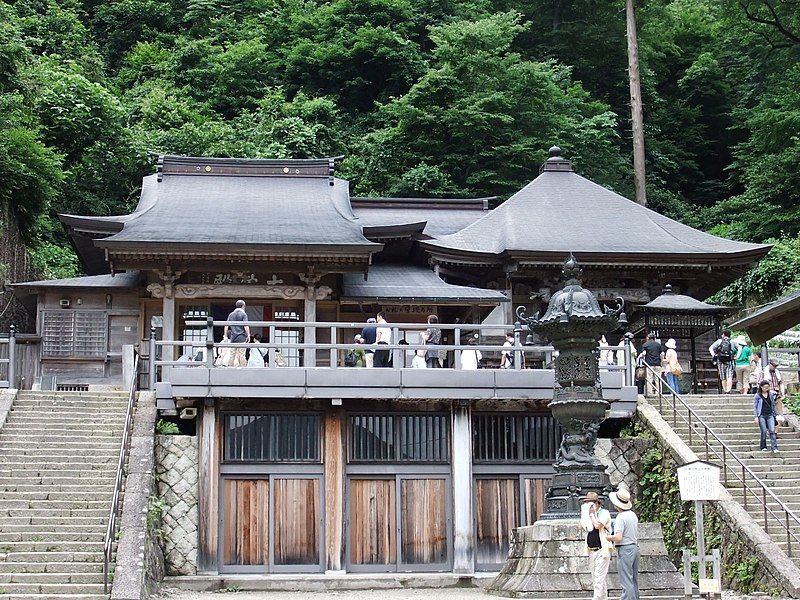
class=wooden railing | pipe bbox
[103,351,140,593]
[147,319,635,387]
[0,325,16,388]
[645,363,800,557]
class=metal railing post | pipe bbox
[513,322,522,370]
[454,327,461,370]
[742,465,747,510]
[624,334,632,386]
[205,316,214,368]
[7,325,15,389]
[392,327,401,368]
[269,325,276,368]
[330,325,338,368]
[763,488,769,532]
[787,513,792,557]
[149,327,157,389]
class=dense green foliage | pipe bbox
[0,0,798,299]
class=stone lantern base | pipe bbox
[486,520,685,598]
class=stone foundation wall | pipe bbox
[154,435,198,575]
[596,436,654,501]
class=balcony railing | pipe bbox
[147,319,635,390]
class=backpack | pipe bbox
[344,351,358,367]
[586,527,602,550]
[717,338,733,362]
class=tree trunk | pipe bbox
[626,0,647,206]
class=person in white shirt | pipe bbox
[374,311,392,367]
[501,332,515,369]
[581,491,612,600]
[459,334,482,370]
[411,349,427,369]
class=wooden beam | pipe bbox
[197,402,219,573]
[324,406,345,571]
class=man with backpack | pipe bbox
[709,329,739,394]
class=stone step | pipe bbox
[0,441,122,450]
[0,489,113,502]
[0,532,105,543]
[0,430,124,439]
[0,582,106,593]
[1,516,107,527]
[0,496,111,507]
[5,415,126,424]
[0,479,116,489]
[0,594,108,600]
[0,541,104,554]
[10,402,127,411]
[0,524,107,535]
[1,550,104,563]
[0,451,120,460]
[0,572,104,584]
[0,560,103,572]
[0,468,116,478]
[0,509,109,518]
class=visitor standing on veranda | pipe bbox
[374,311,392,367]
[223,299,250,367]
[638,334,663,396]
[662,338,681,393]
[607,488,640,600]
[709,329,738,394]
[581,491,612,600]
[361,317,377,368]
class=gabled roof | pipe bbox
[422,149,771,266]
[62,156,381,268]
[342,264,508,305]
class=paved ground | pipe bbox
[159,590,487,599]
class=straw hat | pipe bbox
[734,335,748,346]
[609,489,633,511]
[582,491,601,503]
[665,339,677,349]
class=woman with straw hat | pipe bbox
[606,488,640,600]
[581,491,612,600]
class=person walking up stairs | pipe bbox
[0,390,130,599]
[652,391,800,563]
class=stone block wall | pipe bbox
[596,436,654,501]
[154,435,198,575]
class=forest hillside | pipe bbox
[0,0,798,307]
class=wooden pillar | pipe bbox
[197,401,219,573]
[305,285,317,367]
[162,295,176,379]
[324,405,345,572]
[451,401,474,574]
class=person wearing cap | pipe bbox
[580,491,612,600]
[662,339,681,394]
[764,358,786,399]
[733,335,752,394]
[606,488,639,600]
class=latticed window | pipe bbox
[42,310,107,358]
[472,414,561,463]
[348,414,450,463]
[223,414,322,462]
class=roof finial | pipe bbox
[549,145,562,158]
[562,253,582,282]
[541,145,573,173]
[663,284,674,294]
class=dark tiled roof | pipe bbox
[644,287,730,313]
[351,197,490,238]
[95,173,378,251]
[342,264,508,304]
[422,167,770,261]
[729,289,800,345]
[12,271,141,289]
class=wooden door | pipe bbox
[474,478,518,566]
[399,478,448,567]
[523,477,549,524]
[349,479,396,566]
[273,478,320,566]
[221,479,269,567]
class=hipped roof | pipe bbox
[422,153,770,265]
[643,286,732,313]
[342,264,508,305]
[12,271,141,290]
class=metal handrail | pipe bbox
[103,352,140,593]
[644,363,800,556]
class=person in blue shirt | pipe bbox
[753,380,779,453]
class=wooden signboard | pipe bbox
[677,460,721,501]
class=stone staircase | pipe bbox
[653,392,800,561]
[0,390,129,600]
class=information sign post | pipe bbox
[677,461,722,599]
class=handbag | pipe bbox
[635,366,646,380]
[671,363,683,376]
[586,527,602,550]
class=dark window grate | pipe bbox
[56,384,89,392]
[223,414,321,462]
[42,310,107,359]
[349,413,449,463]
[473,414,561,463]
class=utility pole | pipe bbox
[626,0,647,206]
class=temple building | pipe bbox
[8,148,769,576]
